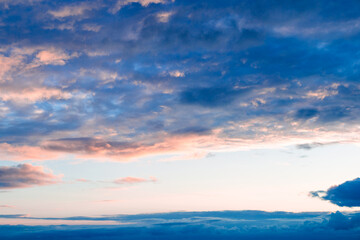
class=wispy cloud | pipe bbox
[48,4,95,18]
[114,176,157,184]
[110,0,168,13]
[0,204,15,208]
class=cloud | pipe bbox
[0,205,14,208]
[1,211,360,239]
[35,48,77,66]
[295,108,319,120]
[1,0,360,162]
[0,143,61,162]
[0,87,71,103]
[82,24,102,32]
[310,178,360,207]
[168,70,184,77]
[0,164,61,189]
[0,55,23,82]
[41,134,216,161]
[48,4,94,18]
[76,178,90,183]
[179,86,250,107]
[296,141,340,150]
[114,176,157,184]
[157,11,174,23]
[110,0,168,13]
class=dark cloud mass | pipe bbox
[0,211,360,239]
[311,178,360,207]
[0,0,360,160]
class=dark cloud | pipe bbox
[172,126,211,135]
[1,210,360,239]
[297,142,324,150]
[43,138,138,154]
[318,106,350,122]
[295,108,319,120]
[311,178,360,207]
[179,86,249,107]
[0,164,60,189]
[296,141,339,150]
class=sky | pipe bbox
[0,0,360,239]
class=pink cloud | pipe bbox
[35,48,77,66]
[1,122,360,163]
[114,176,157,184]
[0,55,22,82]
[93,200,119,203]
[41,133,220,161]
[0,204,15,208]
[76,178,90,183]
[0,87,71,103]
[48,4,95,18]
[0,143,61,161]
[0,164,61,189]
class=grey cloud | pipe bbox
[296,141,339,150]
[0,164,60,189]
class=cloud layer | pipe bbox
[1,0,360,161]
[1,210,360,239]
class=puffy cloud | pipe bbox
[168,70,184,77]
[35,49,77,66]
[311,178,360,207]
[0,164,61,189]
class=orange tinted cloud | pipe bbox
[0,55,22,82]
[35,48,77,66]
[0,143,61,161]
[1,118,360,163]
[0,87,71,103]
